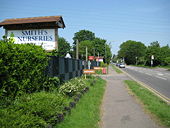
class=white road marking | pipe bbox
[157,73,164,76]
[145,73,152,76]
[155,76,167,80]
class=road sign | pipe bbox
[83,69,95,74]
[88,56,94,60]
[151,55,154,60]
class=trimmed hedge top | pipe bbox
[0,38,49,99]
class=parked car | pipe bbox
[119,63,125,68]
[116,63,120,67]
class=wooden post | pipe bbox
[86,46,88,61]
[76,39,79,59]
[55,28,58,51]
[5,29,8,37]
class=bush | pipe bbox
[0,109,47,128]
[100,62,108,67]
[43,77,60,91]
[59,77,87,97]
[0,39,48,99]
[0,91,68,127]
[95,69,102,74]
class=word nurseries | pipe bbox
[17,29,53,42]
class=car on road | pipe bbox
[119,63,125,68]
[116,63,120,67]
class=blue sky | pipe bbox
[0,0,170,54]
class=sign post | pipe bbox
[7,29,56,51]
[151,55,154,67]
[83,69,95,79]
[0,16,65,51]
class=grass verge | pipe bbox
[124,80,170,127]
[111,65,123,73]
[56,77,106,128]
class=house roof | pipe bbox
[0,16,65,28]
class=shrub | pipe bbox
[100,62,108,67]
[43,77,60,91]
[0,39,48,99]
[0,109,47,128]
[59,77,87,97]
[95,69,102,74]
[0,91,69,127]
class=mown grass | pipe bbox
[124,80,170,127]
[111,65,123,73]
[56,77,106,128]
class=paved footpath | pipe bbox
[100,66,165,128]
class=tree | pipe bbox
[73,30,95,45]
[78,40,94,60]
[145,41,161,66]
[160,45,170,66]
[92,38,112,64]
[72,30,112,63]
[164,57,170,66]
[58,37,71,57]
[51,37,71,57]
[92,38,106,57]
[106,44,112,64]
[72,30,95,58]
[118,40,146,65]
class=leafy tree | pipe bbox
[78,40,94,60]
[92,38,112,63]
[145,41,161,66]
[73,30,95,45]
[92,38,106,57]
[72,30,112,63]
[58,37,71,57]
[105,43,112,64]
[160,45,170,66]
[72,30,95,58]
[51,37,71,57]
[112,54,118,63]
[118,40,146,65]
[164,57,170,66]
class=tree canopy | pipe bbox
[71,29,112,63]
[118,40,146,65]
[73,30,95,45]
[117,40,170,66]
[51,37,71,57]
[58,37,71,57]
[145,42,170,66]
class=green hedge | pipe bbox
[0,39,48,100]
[0,91,68,128]
[0,77,89,127]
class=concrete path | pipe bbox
[100,66,164,128]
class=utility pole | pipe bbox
[105,43,107,63]
[98,52,99,66]
[93,48,95,57]
[76,39,79,59]
[86,46,88,61]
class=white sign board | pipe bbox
[7,29,55,50]
[151,55,154,60]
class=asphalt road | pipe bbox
[122,66,170,99]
